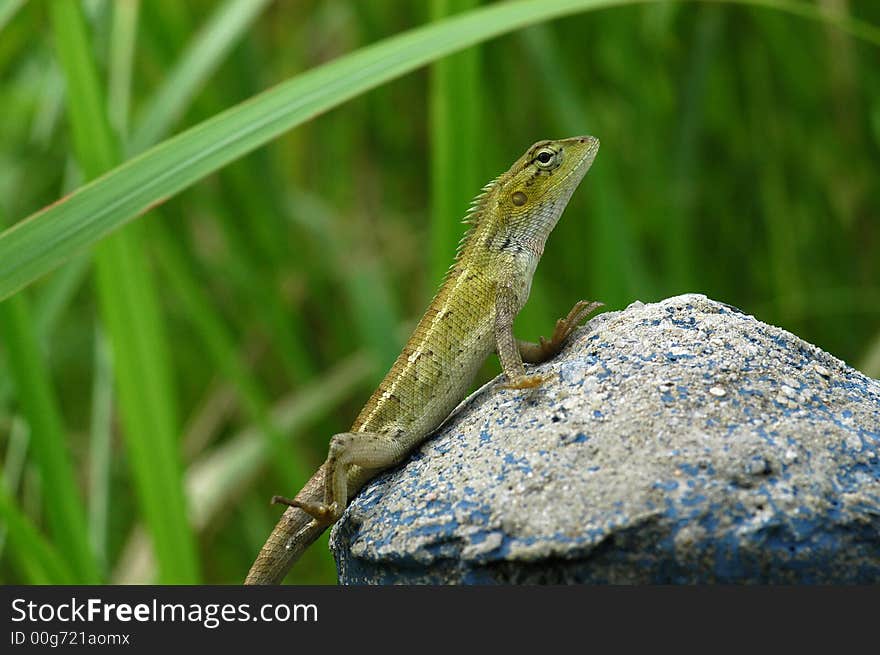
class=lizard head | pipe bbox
[455,136,599,266]
[487,136,599,257]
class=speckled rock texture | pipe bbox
[330,294,880,584]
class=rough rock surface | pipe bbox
[330,294,880,583]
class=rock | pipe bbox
[330,294,880,583]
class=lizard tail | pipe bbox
[244,467,328,585]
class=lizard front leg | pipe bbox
[517,300,603,363]
[275,431,404,523]
[495,283,549,390]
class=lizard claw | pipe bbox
[556,300,603,340]
[272,496,339,523]
[501,373,552,390]
[548,300,604,350]
[535,300,603,359]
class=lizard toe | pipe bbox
[501,373,551,390]
[286,499,335,522]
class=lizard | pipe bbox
[244,135,601,585]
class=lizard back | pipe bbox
[351,253,499,439]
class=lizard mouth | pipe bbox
[557,136,600,187]
[519,138,599,258]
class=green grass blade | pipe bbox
[287,190,402,372]
[214,162,319,382]
[429,0,482,289]
[51,0,118,178]
[32,253,91,340]
[0,0,270,422]
[743,39,802,320]
[194,196,318,382]
[26,0,258,337]
[0,0,27,35]
[91,228,200,583]
[50,0,200,583]
[3,0,876,300]
[149,219,306,485]
[108,0,140,138]
[0,417,29,558]
[667,6,722,292]
[0,292,100,583]
[518,24,652,306]
[186,353,372,532]
[130,0,272,154]
[31,0,263,347]
[0,477,76,584]
[88,327,113,575]
[860,330,880,379]
[113,353,372,583]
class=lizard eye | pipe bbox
[534,148,557,168]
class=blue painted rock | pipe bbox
[331,294,880,583]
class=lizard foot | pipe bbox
[501,373,552,390]
[272,495,339,523]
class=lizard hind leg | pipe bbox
[290,431,406,523]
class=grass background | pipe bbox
[0,0,878,584]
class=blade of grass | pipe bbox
[186,353,372,532]
[0,0,27,35]
[194,195,317,382]
[182,381,238,460]
[213,161,319,382]
[29,0,264,337]
[50,0,200,583]
[108,0,139,138]
[32,253,91,339]
[429,0,482,289]
[130,0,322,385]
[0,161,86,406]
[130,0,272,155]
[21,0,276,380]
[0,289,100,582]
[112,352,372,583]
[0,417,29,558]
[129,0,320,384]
[0,195,78,584]
[83,13,132,573]
[287,190,401,372]
[743,37,802,321]
[0,477,76,584]
[0,0,280,434]
[149,219,307,486]
[88,326,114,575]
[518,24,652,305]
[0,205,88,407]
[859,330,880,379]
[3,0,877,300]
[669,6,722,292]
